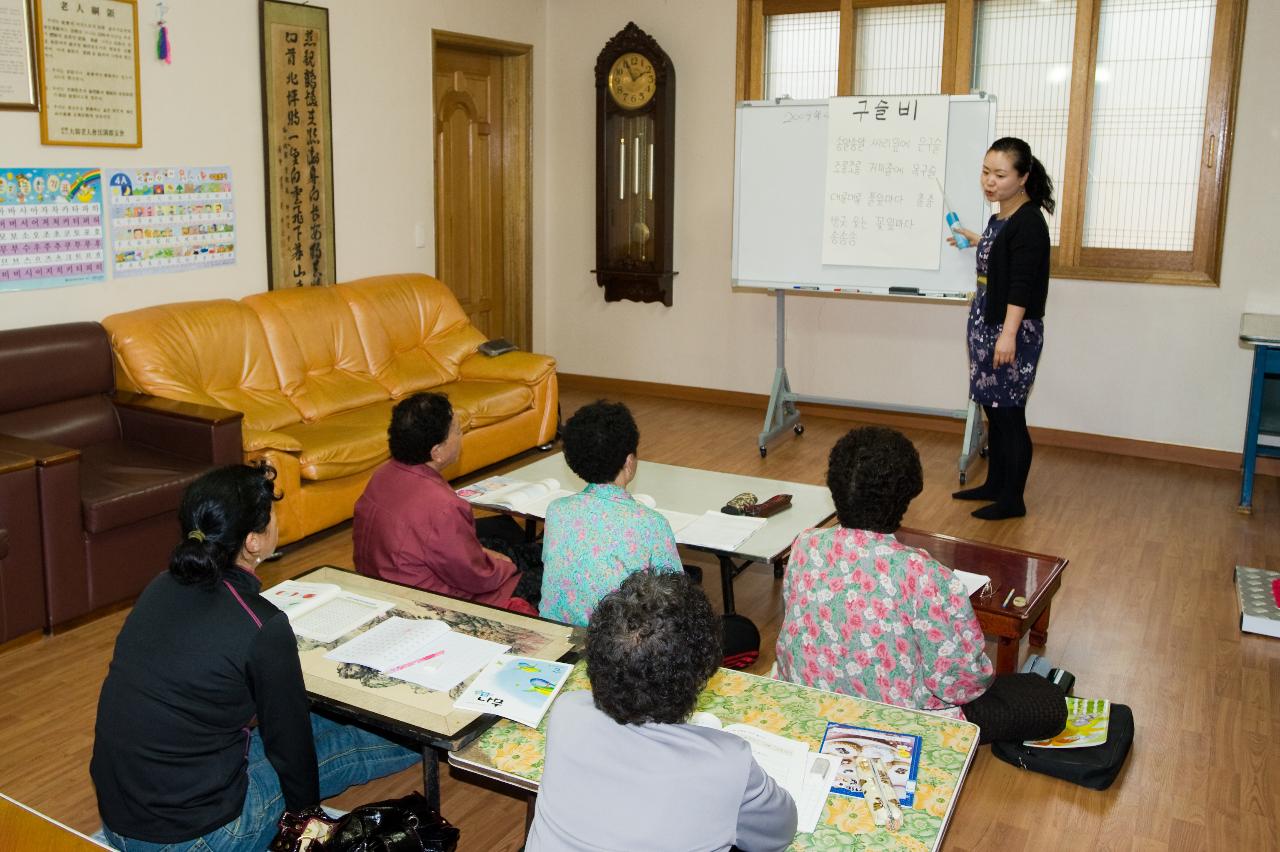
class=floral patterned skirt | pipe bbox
[967,281,1044,408]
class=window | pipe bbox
[737,0,1247,285]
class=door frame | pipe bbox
[431,30,533,349]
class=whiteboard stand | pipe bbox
[758,289,978,482]
[959,400,987,485]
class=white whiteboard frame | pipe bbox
[731,94,997,300]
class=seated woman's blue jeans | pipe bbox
[101,714,421,852]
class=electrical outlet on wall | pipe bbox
[414,222,426,248]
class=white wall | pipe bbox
[2,0,1275,453]
[0,0,551,343]
[541,0,1280,453]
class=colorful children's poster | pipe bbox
[106,166,236,276]
[0,167,107,291]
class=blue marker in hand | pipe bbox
[937,178,970,249]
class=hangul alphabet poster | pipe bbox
[0,167,107,292]
[106,166,237,276]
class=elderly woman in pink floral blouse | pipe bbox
[775,427,1065,744]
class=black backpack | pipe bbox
[991,703,1134,790]
[721,614,760,669]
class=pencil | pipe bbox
[1002,588,1015,608]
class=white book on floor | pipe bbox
[690,712,837,834]
[262,580,394,644]
[676,511,768,550]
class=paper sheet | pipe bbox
[290,592,395,644]
[324,616,450,670]
[386,631,510,692]
[677,511,768,550]
[953,569,991,598]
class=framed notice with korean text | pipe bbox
[0,0,39,110]
[260,0,336,289]
[35,0,141,146]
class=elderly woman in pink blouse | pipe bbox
[775,426,1065,744]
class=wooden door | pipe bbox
[435,46,503,337]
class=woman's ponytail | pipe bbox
[1025,155,1056,215]
[169,463,280,587]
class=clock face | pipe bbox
[608,52,656,110]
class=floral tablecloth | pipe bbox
[455,664,979,851]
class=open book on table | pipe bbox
[324,615,509,693]
[262,580,394,644]
[452,654,574,728]
[690,712,838,834]
[456,476,658,520]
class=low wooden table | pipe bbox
[0,794,109,850]
[895,528,1068,674]
[449,664,979,852]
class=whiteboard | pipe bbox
[732,95,996,299]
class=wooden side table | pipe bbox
[895,528,1068,674]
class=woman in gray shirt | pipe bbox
[527,572,797,852]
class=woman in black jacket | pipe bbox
[948,137,1054,520]
[91,464,420,851]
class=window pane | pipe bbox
[853,4,945,96]
[764,12,840,100]
[1083,0,1216,250]
[973,0,1076,246]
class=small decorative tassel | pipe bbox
[157,22,170,63]
[155,2,171,64]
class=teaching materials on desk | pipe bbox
[106,166,237,276]
[460,477,574,517]
[952,569,991,598]
[325,616,510,692]
[819,722,922,807]
[689,712,837,834]
[0,167,107,291]
[733,94,995,298]
[452,654,574,728]
[456,475,522,502]
[656,508,698,534]
[262,580,394,643]
[676,511,768,551]
[328,615,506,691]
[1026,698,1111,749]
[1235,565,1280,638]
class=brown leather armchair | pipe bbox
[0,323,243,629]
[0,449,43,643]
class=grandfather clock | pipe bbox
[594,22,676,306]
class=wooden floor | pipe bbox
[1,387,1277,851]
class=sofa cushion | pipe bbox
[243,288,390,422]
[436,381,533,429]
[0,527,8,560]
[0,322,114,413]
[276,400,403,482]
[338,275,487,397]
[103,300,303,432]
[79,440,208,534]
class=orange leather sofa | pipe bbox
[102,274,559,546]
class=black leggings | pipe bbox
[962,673,1067,744]
[984,405,1033,508]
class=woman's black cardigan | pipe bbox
[983,201,1050,325]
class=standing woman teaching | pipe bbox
[949,137,1054,520]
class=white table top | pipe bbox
[497,452,835,563]
[1240,313,1280,345]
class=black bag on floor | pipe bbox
[991,703,1134,790]
[326,792,460,852]
[721,614,760,669]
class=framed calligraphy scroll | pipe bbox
[35,0,141,145]
[0,0,38,110]
[260,0,335,289]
